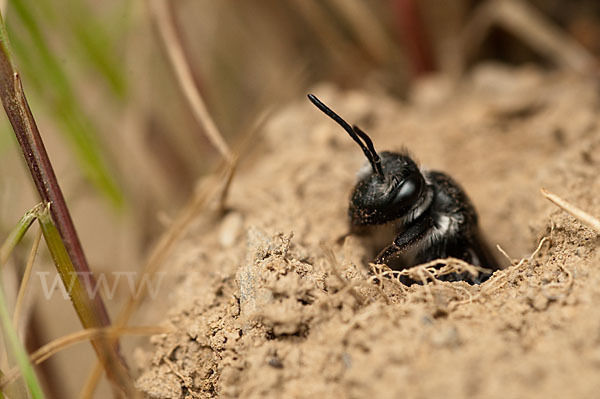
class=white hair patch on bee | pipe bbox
[435,215,451,234]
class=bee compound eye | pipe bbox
[391,173,423,209]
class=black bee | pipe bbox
[307,94,499,283]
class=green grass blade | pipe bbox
[37,205,133,395]
[0,206,45,398]
[0,203,43,266]
[5,1,125,209]
[0,283,45,398]
[27,0,128,98]
[37,205,105,332]
[68,13,128,98]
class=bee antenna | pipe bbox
[352,125,384,177]
[307,94,384,178]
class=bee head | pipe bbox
[350,150,424,225]
[307,94,425,225]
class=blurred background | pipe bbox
[0,0,598,396]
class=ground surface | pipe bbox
[135,64,600,398]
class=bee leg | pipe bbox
[374,243,402,265]
[375,214,433,266]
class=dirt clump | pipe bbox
[136,63,600,398]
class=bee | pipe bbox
[307,94,499,283]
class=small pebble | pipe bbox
[219,212,244,248]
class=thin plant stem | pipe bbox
[0,204,45,399]
[0,203,42,267]
[0,214,24,399]
[12,225,42,328]
[0,10,131,395]
[0,286,44,399]
[0,16,113,329]
[36,205,135,396]
[328,0,395,65]
[541,188,600,233]
[149,0,233,163]
[0,281,43,399]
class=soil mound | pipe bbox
[136,64,600,398]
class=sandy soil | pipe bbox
[135,63,600,398]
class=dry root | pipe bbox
[367,258,490,305]
[368,257,489,286]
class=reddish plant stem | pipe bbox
[1,71,112,330]
[0,16,131,396]
[391,0,436,76]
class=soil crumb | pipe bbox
[136,63,600,398]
